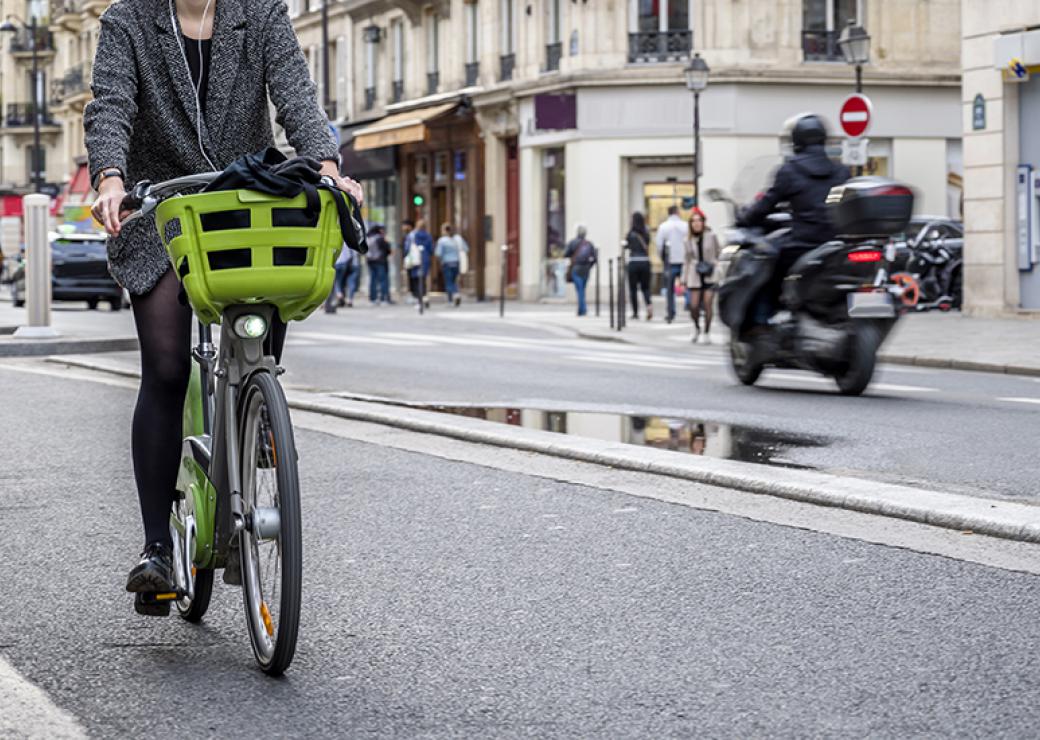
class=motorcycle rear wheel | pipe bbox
[834,323,881,396]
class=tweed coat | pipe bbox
[84,0,339,295]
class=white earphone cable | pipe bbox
[169,0,217,171]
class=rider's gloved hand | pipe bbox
[92,176,128,237]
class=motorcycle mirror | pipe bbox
[706,188,727,202]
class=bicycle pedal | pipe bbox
[134,593,175,617]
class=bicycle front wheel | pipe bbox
[238,371,302,676]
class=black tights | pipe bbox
[129,269,287,548]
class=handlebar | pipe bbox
[120,171,222,224]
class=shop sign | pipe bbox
[972,94,986,131]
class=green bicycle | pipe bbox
[121,173,353,675]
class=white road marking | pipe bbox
[0,656,87,739]
[292,331,433,347]
[564,354,703,370]
[997,397,1040,406]
[765,372,937,393]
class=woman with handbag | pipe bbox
[624,212,653,320]
[681,208,720,344]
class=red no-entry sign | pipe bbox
[839,94,873,138]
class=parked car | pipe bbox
[8,232,123,311]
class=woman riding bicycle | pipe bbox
[85,0,362,611]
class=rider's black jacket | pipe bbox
[737,144,850,248]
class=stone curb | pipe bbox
[46,355,1040,544]
[575,329,1040,378]
[0,336,138,357]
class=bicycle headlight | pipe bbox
[233,314,268,339]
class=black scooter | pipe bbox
[715,177,915,396]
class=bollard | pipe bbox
[608,258,615,329]
[499,244,508,318]
[618,245,627,331]
[14,194,59,338]
[594,259,601,317]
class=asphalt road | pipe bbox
[3,363,1040,737]
[257,305,1040,501]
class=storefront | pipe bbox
[353,102,486,298]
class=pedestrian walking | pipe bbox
[656,205,688,323]
[323,244,360,313]
[406,218,434,310]
[435,222,469,306]
[624,211,653,320]
[564,224,597,316]
[366,224,392,305]
[682,208,720,344]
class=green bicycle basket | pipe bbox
[155,189,346,325]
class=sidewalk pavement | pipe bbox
[3,293,1039,377]
[0,300,137,356]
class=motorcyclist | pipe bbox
[737,113,850,323]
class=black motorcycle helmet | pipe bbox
[782,113,829,153]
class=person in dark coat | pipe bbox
[564,224,597,316]
[624,211,653,320]
[737,113,850,322]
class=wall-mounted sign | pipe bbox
[972,94,986,131]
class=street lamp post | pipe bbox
[837,20,871,94]
[837,20,871,175]
[321,0,330,119]
[1,15,43,192]
[683,53,709,207]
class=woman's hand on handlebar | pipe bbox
[91,177,129,237]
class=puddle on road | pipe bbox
[412,404,827,470]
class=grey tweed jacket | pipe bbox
[84,0,339,295]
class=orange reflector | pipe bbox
[260,602,274,636]
[155,593,178,601]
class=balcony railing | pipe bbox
[545,42,562,72]
[464,61,480,87]
[802,29,841,62]
[627,30,691,63]
[364,87,375,111]
[500,53,515,82]
[9,27,55,54]
[392,79,403,103]
[427,71,439,96]
[51,0,79,15]
[59,62,89,101]
[5,103,56,127]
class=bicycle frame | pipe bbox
[177,303,280,574]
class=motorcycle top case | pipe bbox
[826,177,914,237]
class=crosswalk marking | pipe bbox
[292,331,433,347]
[564,354,703,370]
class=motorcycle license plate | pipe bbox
[848,291,895,319]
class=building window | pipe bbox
[391,19,404,102]
[427,10,440,95]
[464,1,479,86]
[364,25,380,110]
[25,145,45,184]
[500,0,516,81]
[335,36,348,120]
[802,0,860,61]
[545,0,561,71]
[629,0,692,63]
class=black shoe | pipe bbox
[126,542,175,593]
[134,593,171,617]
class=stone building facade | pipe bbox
[961,0,1040,314]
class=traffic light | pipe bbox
[412,194,425,207]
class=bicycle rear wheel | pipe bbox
[238,371,302,676]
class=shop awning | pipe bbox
[352,103,457,151]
